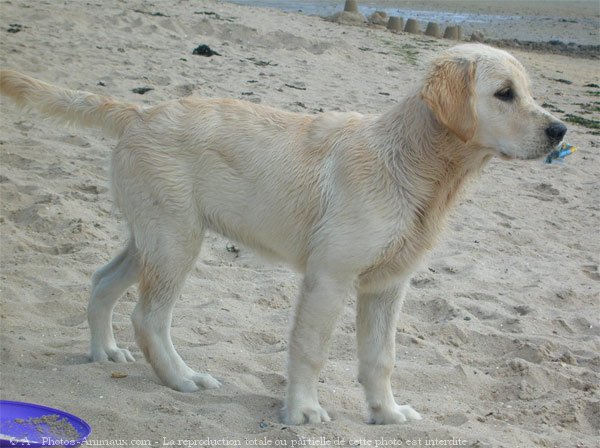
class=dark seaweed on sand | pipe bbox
[192,44,221,57]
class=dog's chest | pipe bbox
[358,227,432,287]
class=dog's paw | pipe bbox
[282,402,331,425]
[190,372,221,389]
[90,346,135,363]
[171,378,200,393]
[369,404,422,425]
[170,372,221,393]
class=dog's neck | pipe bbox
[376,93,492,249]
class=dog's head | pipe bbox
[421,44,566,160]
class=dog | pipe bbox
[0,43,566,425]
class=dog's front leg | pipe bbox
[282,273,350,425]
[356,280,422,424]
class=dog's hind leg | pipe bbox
[131,229,220,393]
[356,280,422,424]
[88,240,139,363]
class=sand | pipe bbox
[0,1,598,447]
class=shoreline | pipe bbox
[226,0,600,47]
[482,37,599,59]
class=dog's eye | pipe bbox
[494,87,515,102]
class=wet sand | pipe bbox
[228,0,600,45]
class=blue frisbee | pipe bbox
[0,400,91,447]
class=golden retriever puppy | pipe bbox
[0,44,566,425]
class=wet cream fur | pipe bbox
[0,44,565,425]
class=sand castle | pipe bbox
[386,16,403,32]
[332,0,468,43]
[425,22,442,38]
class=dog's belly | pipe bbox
[195,158,321,270]
[201,197,316,269]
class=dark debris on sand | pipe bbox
[192,44,221,57]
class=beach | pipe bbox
[0,0,599,447]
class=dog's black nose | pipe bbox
[545,122,567,143]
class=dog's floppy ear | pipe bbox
[421,57,478,143]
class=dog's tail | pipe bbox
[0,69,140,138]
